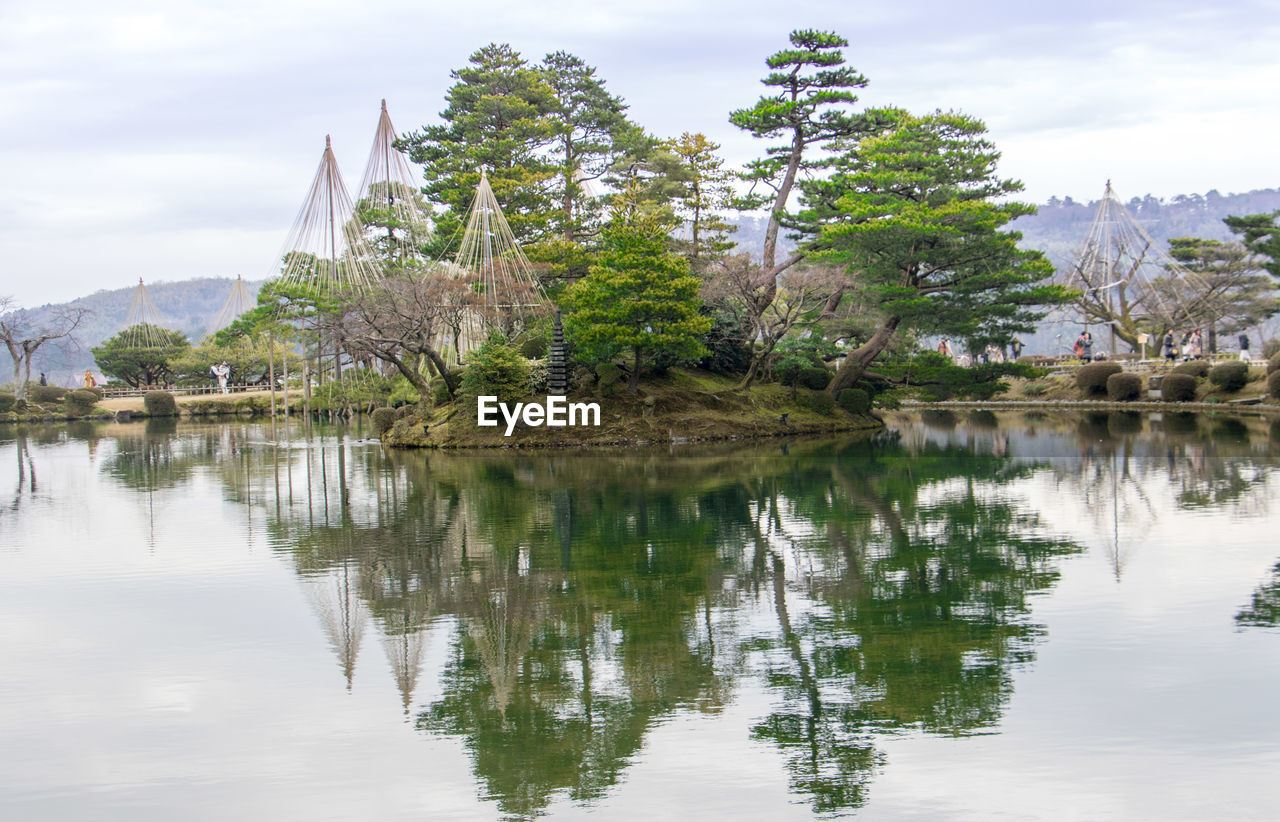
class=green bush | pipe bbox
[143,390,178,416]
[1267,352,1280,376]
[798,388,835,415]
[65,389,100,415]
[1208,361,1250,392]
[1161,373,1197,402]
[431,379,453,406]
[371,407,397,436]
[837,388,871,414]
[0,392,14,412]
[595,361,623,394]
[29,384,67,403]
[1263,339,1280,360]
[1023,381,1047,397]
[519,335,548,359]
[1106,372,1143,401]
[1075,362,1123,395]
[1268,370,1280,400]
[797,366,831,391]
[459,335,530,404]
[1172,360,1210,378]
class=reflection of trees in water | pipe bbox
[55,412,1278,819]
[1236,562,1280,629]
[744,441,1077,813]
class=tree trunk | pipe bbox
[268,333,276,420]
[9,352,24,402]
[827,316,901,396]
[629,348,641,393]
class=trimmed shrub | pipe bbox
[0,392,14,413]
[1161,373,1197,402]
[460,335,530,404]
[1263,339,1280,360]
[1106,372,1143,401]
[143,390,178,416]
[1208,361,1249,392]
[1268,369,1280,400]
[1267,352,1280,376]
[519,336,548,359]
[797,366,831,391]
[595,362,623,394]
[1075,362,1123,395]
[84,385,104,400]
[1172,360,1210,378]
[65,389,100,415]
[371,407,397,435]
[837,388,871,415]
[29,384,67,403]
[798,388,835,415]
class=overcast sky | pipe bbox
[3,0,1278,308]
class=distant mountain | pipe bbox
[4,277,263,387]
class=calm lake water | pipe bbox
[2,412,1278,820]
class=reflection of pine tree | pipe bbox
[1236,562,1280,628]
[304,560,368,690]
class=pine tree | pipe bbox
[565,217,712,391]
[399,43,559,248]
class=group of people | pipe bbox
[1159,328,1204,363]
[936,338,1024,365]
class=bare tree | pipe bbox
[1,296,90,403]
[704,256,842,387]
[339,275,479,399]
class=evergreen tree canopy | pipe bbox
[799,109,1071,393]
[92,324,190,388]
[565,217,712,391]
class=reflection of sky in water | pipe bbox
[0,414,1277,821]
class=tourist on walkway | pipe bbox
[1189,328,1203,359]
[39,372,46,386]
[1161,329,1176,362]
[211,361,231,395]
[83,370,96,389]
[1075,331,1093,363]
[1239,333,1250,362]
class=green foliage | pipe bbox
[371,407,398,436]
[519,335,549,359]
[1105,372,1143,402]
[837,388,871,414]
[541,50,632,243]
[1075,362,1123,395]
[772,334,838,386]
[1267,352,1280,375]
[0,392,14,412]
[400,43,559,247]
[432,379,453,406]
[797,388,835,415]
[731,30,873,218]
[880,350,1037,401]
[1161,373,1197,402]
[459,334,531,404]
[1172,360,1210,378]
[803,110,1072,393]
[1224,210,1280,280]
[65,389,100,415]
[93,324,190,388]
[1268,370,1280,400]
[595,361,622,390]
[797,366,831,391]
[1209,361,1250,391]
[29,384,67,403]
[696,311,751,375]
[143,390,178,416]
[565,220,711,389]
[1022,382,1047,397]
[173,335,300,387]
